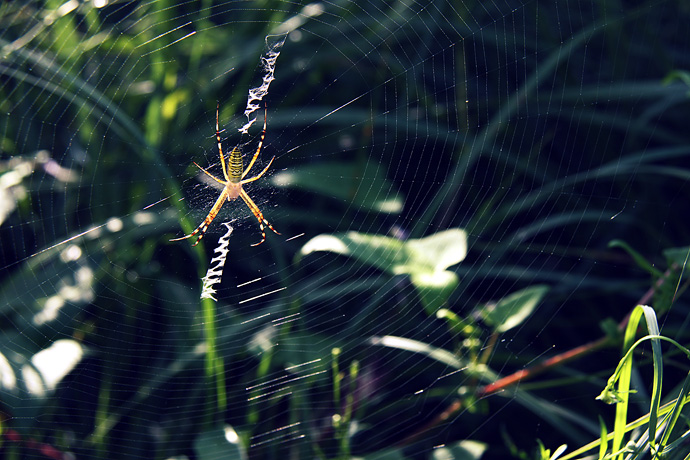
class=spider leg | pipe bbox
[241,106,267,180]
[194,162,226,185]
[240,156,275,184]
[239,188,280,246]
[171,189,229,246]
[216,102,230,181]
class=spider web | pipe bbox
[1,1,690,459]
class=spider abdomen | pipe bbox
[228,147,244,183]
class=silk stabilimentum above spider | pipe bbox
[171,103,280,247]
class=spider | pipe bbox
[171,103,280,247]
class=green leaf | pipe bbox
[271,161,403,213]
[410,270,459,315]
[608,239,662,277]
[534,440,566,460]
[402,229,468,274]
[372,335,463,370]
[548,444,568,460]
[298,229,467,312]
[479,285,549,333]
[599,318,621,341]
[598,416,608,460]
[437,308,477,337]
[194,425,244,460]
[299,231,404,272]
[430,440,487,460]
[663,70,690,95]
[663,246,690,269]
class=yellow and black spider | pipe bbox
[171,103,280,246]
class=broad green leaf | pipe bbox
[663,246,690,269]
[411,270,459,315]
[299,231,405,273]
[479,285,548,333]
[400,229,468,274]
[298,229,467,311]
[431,440,487,460]
[271,161,403,213]
[372,335,463,369]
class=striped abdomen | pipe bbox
[228,147,243,183]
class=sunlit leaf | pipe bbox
[271,161,403,213]
[372,335,463,369]
[399,229,468,275]
[598,416,608,459]
[298,229,467,311]
[410,270,459,315]
[479,285,549,333]
[431,440,488,460]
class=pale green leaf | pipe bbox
[271,161,403,213]
[479,285,548,333]
[298,229,468,311]
[664,246,690,269]
[431,440,487,460]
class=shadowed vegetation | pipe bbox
[0,1,690,459]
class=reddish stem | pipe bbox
[399,265,680,446]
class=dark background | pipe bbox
[1,1,689,459]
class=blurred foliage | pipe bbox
[0,1,690,459]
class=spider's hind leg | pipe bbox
[239,189,280,246]
[169,224,206,246]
